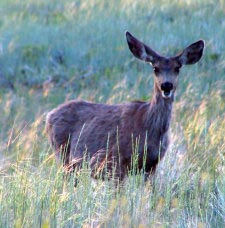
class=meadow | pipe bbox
[0,0,225,227]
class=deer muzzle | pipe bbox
[161,82,173,99]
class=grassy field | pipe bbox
[0,0,225,227]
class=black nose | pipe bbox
[161,82,173,92]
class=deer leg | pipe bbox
[63,156,83,187]
[90,149,126,182]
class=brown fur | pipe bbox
[46,32,204,181]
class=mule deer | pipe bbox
[46,32,204,181]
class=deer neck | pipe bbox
[146,84,174,135]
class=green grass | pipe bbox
[0,0,225,227]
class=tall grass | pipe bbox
[0,0,224,227]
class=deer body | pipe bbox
[46,32,204,180]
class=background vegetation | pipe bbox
[0,0,224,227]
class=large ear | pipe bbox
[126,31,159,64]
[178,40,205,65]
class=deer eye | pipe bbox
[174,67,180,73]
[153,67,160,74]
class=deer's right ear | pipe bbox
[126,31,159,64]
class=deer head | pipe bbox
[126,31,204,99]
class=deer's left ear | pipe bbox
[178,40,205,65]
